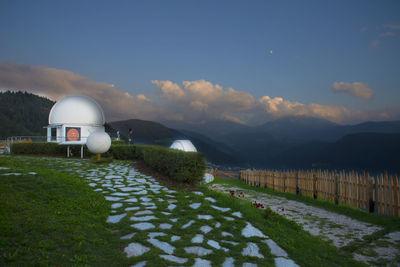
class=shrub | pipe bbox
[139,145,206,184]
[11,142,66,155]
[111,140,125,145]
[106,145,136,160]
[11,142,92,157]
[11,142,206,184]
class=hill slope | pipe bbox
[109,119,242,165]
[0,91,54,138]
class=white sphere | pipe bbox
[49,95,105,126]
[86,131,111,154]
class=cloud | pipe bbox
[332,82,374,99]
[380,31,396,38]
[383,24,400,30]
[256,96,353,123]
[370,39,380,48]
[152,79,255,121]
[0,62,159,121]
[221,115,248,125]
[1,62,398,125]
[151,80,185,100]
[136,94,152,102]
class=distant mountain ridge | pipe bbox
[1,91,399,172]
[163,116,400,142]
[109,119,241,165]
[162,116,400,171]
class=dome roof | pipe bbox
[49,95,105,126]
[170,140,197,152]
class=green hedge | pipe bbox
[106,144,136,160]
[109,144,206,183]
[140,145,206,183]
[11,142,92,157]
[111,140,125,145]
[11,142,67,155]
[11,142,206,184]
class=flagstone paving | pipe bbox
[209,183,400,266]
[8,157,399,266]
[35,158,299,266]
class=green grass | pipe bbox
[197,186,364,267]
[0,156,128,266]
[211,176,400,259]
[211,177,400,230]
[0,155,394,266]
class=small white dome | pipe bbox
[203,173,214,184]
[86,131,111,154]
[49,95,105,126]
[170,140,197,152]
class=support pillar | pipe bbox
[81,145,84,159]
[47,127,51,142]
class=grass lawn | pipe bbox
[0,155,377,266]
[210,176,400,258]
[211,177,400,230]
[0,156,127,266]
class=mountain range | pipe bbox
[163,117,400,172]
[1,91,399,172]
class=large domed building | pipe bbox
[46,95,106,145]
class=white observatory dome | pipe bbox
[170,140,197,152]
[49,95,105,126]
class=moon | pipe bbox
[269,50,273,55]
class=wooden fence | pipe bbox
[207,169,239,179]
[239,169,400,217]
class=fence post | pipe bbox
[334,170,339,205]
[368,176,375,213]
[313,173,318,199]
[272,171,275,191]
[296,171,300,195]
[394,174,399,217]
[283,171,286,192]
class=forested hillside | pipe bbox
[0,91,54,138]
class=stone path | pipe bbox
[73,160,299,266]
[209,184,400,266]
[4,156,398,266]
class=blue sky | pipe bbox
[1,0,399,124]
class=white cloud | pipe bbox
[190,101,208,111]
[151,80,185,100]
[332,82,374,99]
[221,115,248,125]
[380,31,396,38]
[383,24,400,30]
[1,62,398,125]
[0,62,159,121]
[151,79,255,121]
[370,39,380,48]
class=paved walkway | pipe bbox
[6,156,398,266]
[209,184,400,266]
[76,161,299,267]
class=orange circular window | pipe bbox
[66,128,80,142]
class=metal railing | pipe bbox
[0,136,47,154]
